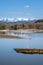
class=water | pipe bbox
[0,33,43,65]
[13,32,43,38]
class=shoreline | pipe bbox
[0,29,43,38]
[0,34,22,39]
[1,29,43,33]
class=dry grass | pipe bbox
[14,48,43,54]
[0,34,22,39]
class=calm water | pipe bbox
[0,33,43,65]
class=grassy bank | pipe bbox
[0,34,22,39]
[12,29,43,33]
[27,29,43,33]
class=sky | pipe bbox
[0,0,43,19]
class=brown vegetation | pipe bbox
[0,20,43,30]
[0,34,22,38]
[14,48,43,54]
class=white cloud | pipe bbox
[25,5,30,8]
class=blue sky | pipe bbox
[0,0,43,19]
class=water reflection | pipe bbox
[0,30,43,39]
[0,33,43,65]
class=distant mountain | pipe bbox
[35,19,43,23]
[0,18,37,23]
[16,20,36,24]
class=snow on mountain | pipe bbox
[17,18,29,21]
[23,18,29,21]
[0,17,36,23]
[3,18,15,22]
[0,18,3,21]
[7,18,14,22]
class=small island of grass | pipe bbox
[14,48,43,54]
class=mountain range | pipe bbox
[0,18,37,24]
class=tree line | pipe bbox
[0,20,43,30]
